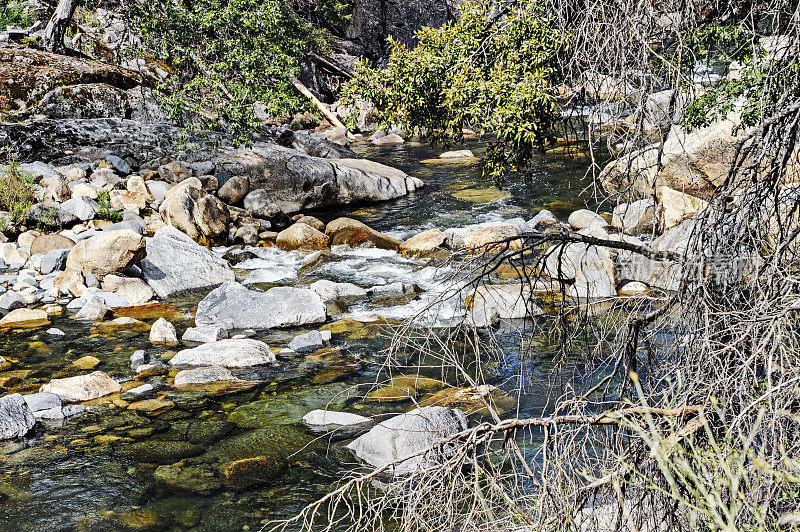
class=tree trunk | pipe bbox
[42,0,77,54]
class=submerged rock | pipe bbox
[287,330,331,353]
[173,366,240,388]
[181,326,228,344]
[467,283,543,327]
[39,371,121,402]
[140,226,234,298]
[347,406,468,474]
[0,394,35,440]
[302,409,371,429]
[195,282,327,330]
[169,339,276,368]
[0,308,50,328]
[154,463,221,493]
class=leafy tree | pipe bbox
[342,0,565,183]
[125,0,333,143]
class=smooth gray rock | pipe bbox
[140,226,234,298]
[46,328,65,336]
[302,409,371,428]
[368,282,416,299]
[41,248,70,274]
[0,394,36,440]
[195,282,327,330]
[27,205,79,227]
[347,407,468,474]
[73,300,110,321]
[121,383,155,400]
[23,392,61,413]
[169,339,276,368]
[130,349,147,369]
[173,365,239,387]
[309,279,368,303]
[61,197,100,221]
[287,330,329,353]
[0,291,26,311]
[181,326,228,344]
[106,219,145,234]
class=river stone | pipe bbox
[159,182,230,246]
[61,196,100,221]
[368,282,416,299]
[528,209,559,228]
[195,282,327,329]
[275,223,330,251]
[467,283,543,327]
[347,406,468,474]
[0,308,49,327]
[169,338,276,368]
[65,229,146,278]
[611,199,656,234]
[173,366,238,387]
[30,233,74,256]
[372,133,404,145]
[309,279,368,304]
[217,175,249,205]
[158,161,192,184]
[41,248,70,274]
[460,224,523,251]
[242,189,289,226]
[0,394,35,440]
[287,330,330,353]
[656,186,709,231]
[0,290,26,311]
[568,263,618,300]
[39,371,121,402]
[140,226,235,298]
[302,409,370,429]
[295,215,326,232]
[181,326,228,344]
[117,440,203,463]
[149,317,179,345]
[398,228,449,257]
[73,300,110,321]
[100,274,154,305]
[154,463,221,493]
[568,209,608,230]
[325,217,401,250]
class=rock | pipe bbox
[309,279,368,304]
[61,196,100,222]
[195,282,327,329]
[619,281,650,297]
[276,223,331,251]
[181,326,228,344]
[154,462,220,493]
[612,199,656,235]
[0,243,28,266]
[468,283,543,327]
[46,327,65,336]
[302,409,370,429]
[39,371,121,402]
[365,375,447,402]
[287,330,330,353]
[149,317,179,346]
[347,406,468,473]
[242,189,289,226]
[325,217,401,249]
[294,215,326,232]
[158,161,192,184]
[528,209,560,228]
[568,263,618,300]
[169,339,276,368]
[599,116,745,199]
[40,248,70,275]
[372,133,404,145]
[140,226,235,298]
[53,269,86,297]
[568,209,608,230]
[73,301,110,321]
[0,291,26,311]
[65,229,146,278]
[544,242,614,281]
[217,175,250,205]
[159,183,230,246]
[110,190,148,211]
[368,282,417,300]
[30,233,75,256]
[398,228,449,257]
[451,187,512,203]
[0,394,35,440]
[23,392,61,414]
[0,308,49,328]
[656,186,709,231]
[439,150,474,158]
[71,355,101,370]
[100,275,153,305]
[233,225,258,245]
[127,398,175,416]
[173,366,239,387]
[460,224,523,251]
[219,455,284,489]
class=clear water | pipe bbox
[0,139,599,531]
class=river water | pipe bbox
[0,139,598,531]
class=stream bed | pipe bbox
[0,139,597,531]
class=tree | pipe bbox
[42,0,77,54]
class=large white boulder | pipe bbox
[169,339,276,368]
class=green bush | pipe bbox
[96,189,122,222]
[0,1,34,29]
[125,0,331,144]
[342,0,564,183]
[0,155,37,225]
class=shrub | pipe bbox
[0,154,37,225]
[0,1,34,29]
[96,189,122,222]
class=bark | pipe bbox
[42,0,77,54]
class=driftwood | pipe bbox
[288,73,356,140]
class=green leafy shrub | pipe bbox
[342,0,564,183]
[96,189,122,222]
[125,0,331,143]
[0,154,37,225]
[0,1,34,29]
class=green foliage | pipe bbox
[685,24,754,65]
[0,1,34,29]
[0,151,37,225]
[95,189,122,222]
[342,0,564,183]
[126,0,330,143]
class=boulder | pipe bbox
[139,226,235,298]
[568,263,618,300]
[368,282,417,299]
[0,291,26,312]
[0,308,49,328]
[53,269,86,297]
[0,243,28,266]
[73,301,110,321]
[398,228,449,257]
[568,209,608,230]
[309,279,368,303]
[618,281,650,297]
[528,209,560,228]
[544,242,614,281]
[181,326,228,344]
[243,189,289,226]
[195,282,327,329]
[173,365,240,387]
[347,406,468,474]
[325,217,401,249]
[39,371,121,402]
[100,274,154,305]
[294,215,326,232]
[276,223,331,251]
[169,339,276,368]
[611,199,656,234]
[656,186,709,231]
[30,233,75,256]
[0,394,35,440]
[218,175,250,205]
[149,317,179,346]
[158,161,192,184]
[159,183,230,246]
[287,330,331,353]
[41,248,71,275]
[65,229,146,278]
[372,133,404,145]
[61,196,100,222]
[460,224,523,251]
[439,150,475,159]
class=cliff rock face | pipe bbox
[346,0,458,61]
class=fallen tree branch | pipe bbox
[288,73,356,140]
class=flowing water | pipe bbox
[0,139,599,531]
